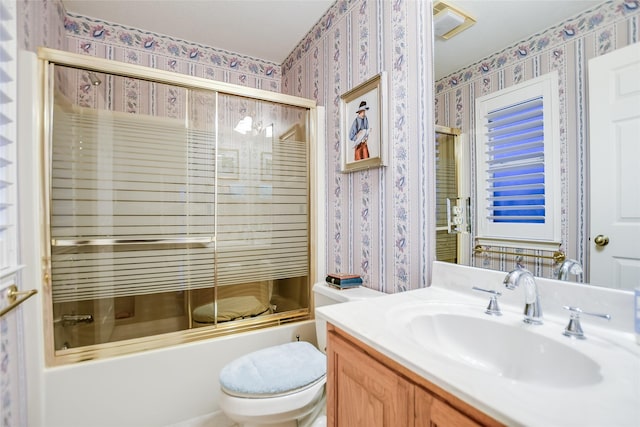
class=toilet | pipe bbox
[218,282,383,427]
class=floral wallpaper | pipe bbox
[18,0,283,119]
[435,1,639,94]
[61,13,281,90]
[434,0,639,280]
[18,0,436,296]
[282,0,435,293]
[17,0,639,294]
[17,0,66,52]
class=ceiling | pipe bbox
[433,1,602,79]
[61,0,603,79]
[61,0,335,64]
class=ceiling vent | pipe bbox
[433,1,476,40]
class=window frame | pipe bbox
[474,71,561,251]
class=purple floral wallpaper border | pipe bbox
[62,12,281,82]
[436,0,639,94]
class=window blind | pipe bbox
[0,0,16,272]
[484,97,545,224]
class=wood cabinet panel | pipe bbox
[414,385,434,426]
[327,330,413,427]
[327,324,503,427]
[414,383,480,427]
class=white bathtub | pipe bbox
[42,321,316,427]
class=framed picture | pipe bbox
[340,72,387,172]
[218,149,238,179]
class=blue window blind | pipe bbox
[484,97,545,224]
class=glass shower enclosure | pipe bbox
[435,125,470,265]
[40,49,316,364]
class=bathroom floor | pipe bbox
[167,410,327,427]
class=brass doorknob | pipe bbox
[594,235,609,247]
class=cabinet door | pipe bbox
[415,386,481,427]
[327,332,414,427]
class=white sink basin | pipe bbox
[319,267,640,426]
[401,306,602,388]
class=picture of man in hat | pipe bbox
[349,100,371,161]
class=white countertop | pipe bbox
[315,262,640,427]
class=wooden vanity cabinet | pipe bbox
[326,324,503,427]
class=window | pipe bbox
[475,72,560,249]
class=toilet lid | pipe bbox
[219,341,326,398]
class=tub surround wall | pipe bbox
[434,1,640,279]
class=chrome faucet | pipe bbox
[557,258,583,281]
[503,268,543,324]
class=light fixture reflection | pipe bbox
[234,116,253,134]
[234,116,273,137]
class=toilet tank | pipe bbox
[312,282,384,353]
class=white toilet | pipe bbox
[218,282,383,427]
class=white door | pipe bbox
[588,42,640,290]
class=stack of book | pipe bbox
[325,273,362,289]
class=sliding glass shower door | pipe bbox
[435,126,470,265]
[46,63,311,360]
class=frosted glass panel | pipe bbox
[48,65,310,352]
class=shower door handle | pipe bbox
[51,237,215,247]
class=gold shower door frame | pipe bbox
[37,48,320,366]
[435,125,471,266]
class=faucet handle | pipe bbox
[472,286,502,316]
[562,306,611,339]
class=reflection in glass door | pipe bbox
[435,126,470,264]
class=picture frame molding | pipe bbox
[340,71,387,173]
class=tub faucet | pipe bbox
[557,259,583,282]
[54,314,94,327]
[503,268,543,325]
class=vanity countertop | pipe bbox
[315,262,640,427]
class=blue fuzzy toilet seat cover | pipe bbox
[219,341,327,398]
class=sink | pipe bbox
[405,309,602,388]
